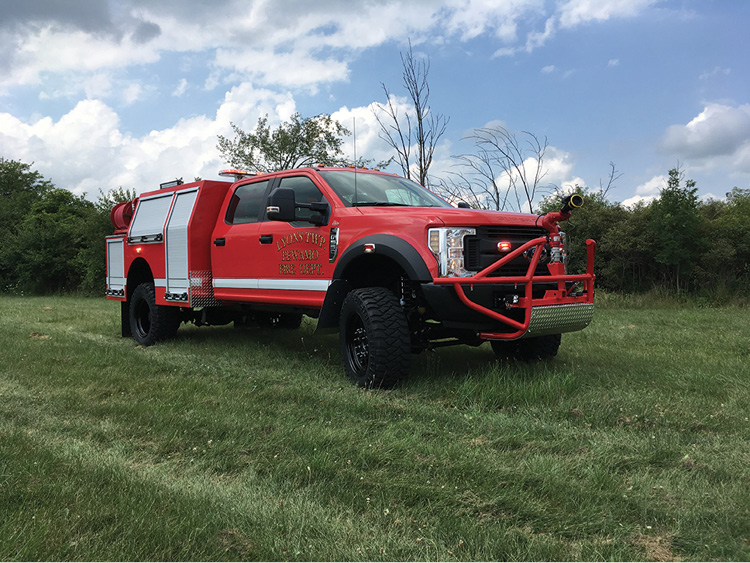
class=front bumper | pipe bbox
[430,236,597,340]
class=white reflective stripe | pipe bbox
[154,278,167,287]
[259,279,331,291]
[213,278,331,292]
[213,278,258,289]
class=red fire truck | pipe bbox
[106,166,595,388]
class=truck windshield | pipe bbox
[318,170,452,208]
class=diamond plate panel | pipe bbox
[525,303,594,337]
[190,270,220,308]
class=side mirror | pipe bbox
[305,202,330,227]
[266,188,296,222]
[457,201,471,209]
[266,187,330,226]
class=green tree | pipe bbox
[13,188,100,293]
[0,158,55,290]
[649,168,701,293]
[599,201,657,292]
[217,113,350,173]
[695,187,750,296]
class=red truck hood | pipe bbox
[350,206,542,228]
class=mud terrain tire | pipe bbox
[339,287,410,389]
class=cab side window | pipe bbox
[277,176,327,222]
[226,180,269,224]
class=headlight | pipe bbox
[428,227,475,277]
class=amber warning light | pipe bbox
[219,169,254,181]
[497,241,512,252]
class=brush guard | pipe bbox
[432,237,596,340]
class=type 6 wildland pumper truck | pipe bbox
[106,166,596,388]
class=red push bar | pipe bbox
[433,237,597,339]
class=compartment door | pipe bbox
[164,188,199,301]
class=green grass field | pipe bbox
[1,295,748,561]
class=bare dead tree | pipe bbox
[435,124,550,213]
[599,161,623,198]
[374,41,449,186]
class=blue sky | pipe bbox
[0,0,748,209]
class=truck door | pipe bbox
[210,179,270,301]
[253,175,334,308]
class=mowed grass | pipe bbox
[0,295,748,561]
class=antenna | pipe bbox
[353,117,358,205]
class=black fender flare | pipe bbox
[316,235,433,332]
[332,234,432,281]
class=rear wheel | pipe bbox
[339,287,410,389]
[129,283,180,346]
[491,333,561,361]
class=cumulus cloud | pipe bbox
[332,102,397,166]
[619,174,665,207]
[0,0,660,95]
[0,83,300,196]
[659,103,750,182]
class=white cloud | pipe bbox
[558,0,657,28]
[607,58,620,67]
[0,0,660,96]
[621,194,657,208]
[699,66,731,81]
[660,103,750,179]
[542,65,556,73]
[619,174,665,208]
[214,48,351,89]
[635,175,666,196]
[1,26,162,93]
[122,83,144,105]
[0,84,301,197]
[172,78,188,97]
[332,102,396,166]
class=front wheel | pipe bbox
[129,283,180,346]
[339,287,410,389]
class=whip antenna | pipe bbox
[353,117,358,205]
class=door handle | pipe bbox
[259,234,273,244]
[213,237,226,246]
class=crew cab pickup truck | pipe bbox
[106,166,595,387]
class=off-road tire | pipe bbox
[129,283,180,346]
[339,287,410,389]
[491,333,562,361]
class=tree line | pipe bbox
[1,156,747,299]
[0,158,134,294]
[542,169,749,298]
